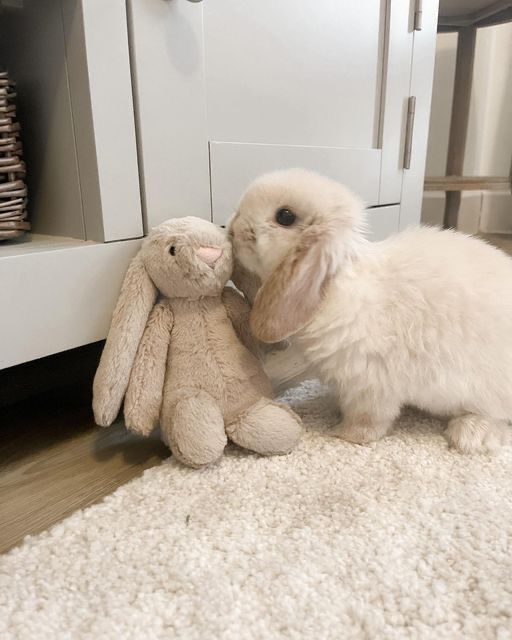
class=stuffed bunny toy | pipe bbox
[93,216,302,468]
[229,168,512,454]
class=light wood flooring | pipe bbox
[0,367,168,554]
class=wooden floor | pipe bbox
[0,385,168,554]
[1,233,511,555]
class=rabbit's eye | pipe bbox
[275,208,296,227]
[169,246,176,256]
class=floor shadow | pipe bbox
[91,423,169,466]
[0,385,94,469]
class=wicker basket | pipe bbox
[0,70,29,241]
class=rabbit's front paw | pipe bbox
[331,416,392,445]
[446,415,512,453]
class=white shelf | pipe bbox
[0,234,95,258]
[0,236,141,369]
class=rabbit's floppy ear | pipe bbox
[93,253,158,426]
[250,225,340,343]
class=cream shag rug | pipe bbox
[1,382,511,640]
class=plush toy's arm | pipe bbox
[124,301,174,436]
[222,287,262,359]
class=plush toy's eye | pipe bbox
[169,246,176,256]
[275,208,296,227]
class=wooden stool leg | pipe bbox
[443,26,477,229]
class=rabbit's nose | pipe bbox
[196,246,222,267]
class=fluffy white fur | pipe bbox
[229,169,512,453]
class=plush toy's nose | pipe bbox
[196,246,222,267]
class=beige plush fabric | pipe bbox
[1,381,511,639]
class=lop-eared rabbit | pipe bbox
[229,169,512,453]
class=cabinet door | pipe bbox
[129,0,413,229]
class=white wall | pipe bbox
[422,23,512,233]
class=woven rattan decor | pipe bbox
[0,70,29,241]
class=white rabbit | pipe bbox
[229,168,512,453]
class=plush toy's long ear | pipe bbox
[231,258,261,307]
[250,226,340,343]
[93,253,158,426]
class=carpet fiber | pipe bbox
[1,382,511,639]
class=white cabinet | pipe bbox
[128,0,438,227]
[0,0,439,368]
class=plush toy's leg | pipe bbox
[161,390,227,468]
[226,398,302,456]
